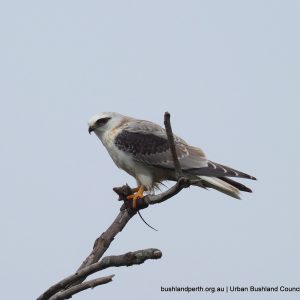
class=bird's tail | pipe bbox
[193,176,241,199]
[187,161,255,199]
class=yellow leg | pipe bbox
[127,185,144,209]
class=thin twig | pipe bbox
[49,275,114,300]
[164,111,183,178]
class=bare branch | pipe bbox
[100,248,162,268]
[116,178,202,210]
[144,177,191,204]
[37,249,162,300]
[49,275,114,300]
[37,209,136,300]
[164,111,183,178]
[77,209,136,270]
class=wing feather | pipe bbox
[114,120,207,169]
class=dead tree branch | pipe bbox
[49,276,115,300]
[39,249,161,300]
[37,112,193,300]
[77,208,135,270]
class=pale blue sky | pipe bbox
[0,1,300,299]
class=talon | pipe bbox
[126,185,144,209]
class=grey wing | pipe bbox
[115,119,208,169]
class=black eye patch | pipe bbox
[95,117,111,126]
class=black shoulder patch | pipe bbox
[115,130,169,156]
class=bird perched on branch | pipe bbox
[88,112,256,208]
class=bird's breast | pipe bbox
[99,128,155,190]
[100,129,136,176]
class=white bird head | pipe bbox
[88,112,125,136]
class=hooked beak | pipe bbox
[88,126,94,135]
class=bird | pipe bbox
[88,112,256,208]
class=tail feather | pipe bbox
[218,177,253,193]
[186,160,256,199]
[187,161,256,180]
[195,176,241,199]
